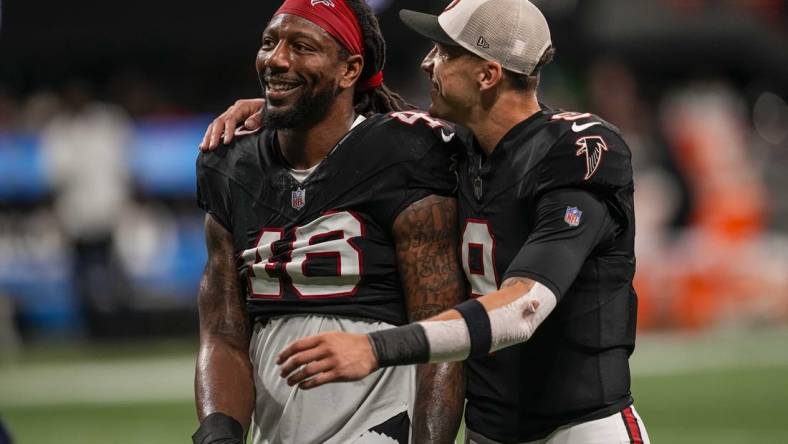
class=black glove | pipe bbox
[192,412,245,444]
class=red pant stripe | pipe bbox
[620,406,643,444]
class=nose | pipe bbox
[259,41,290,73]
[421,47,436,76]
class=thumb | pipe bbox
[245,111,263,130]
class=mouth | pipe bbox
[265,79,304,101]
[430,81,440,98]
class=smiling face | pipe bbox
[420,43,482,124]
[256,14,356,129]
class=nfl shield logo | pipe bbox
[291,188,306,210]
[564,206,582,227]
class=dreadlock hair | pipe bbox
[341,0,416,116]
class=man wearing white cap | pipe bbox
[206,1,650,442]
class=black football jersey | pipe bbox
[456,109,638,442]
[196,111,456,326]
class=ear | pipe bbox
[478,60,504,91]
[339,54,364,90]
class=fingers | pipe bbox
[286,358,334,386]
[298,371,342,390]
[277,335,323,366]
[199,124,213,151]
[199,99,266,151]
[208,112,228,150]
[222,117,235,145]
[279,346,328,379]
[245,110,263,130]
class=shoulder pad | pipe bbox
[383,110,457,143]
[545,111,622,136]
[351,111,461,165]
[354,112,457,196]
[537,113,632,194]
[197,131,262,179]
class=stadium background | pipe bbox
[1,0,787,442]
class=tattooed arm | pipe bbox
[194,215,255,438]
[391,195,466,443]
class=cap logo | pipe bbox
[476,36,490,49]
[444,0,462,11]
[310,0,335,7]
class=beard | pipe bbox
[262,80,340,130]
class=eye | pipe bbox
[293,42,314,52]
[261,36,276,50]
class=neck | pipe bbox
[277,94,356,170]
[464,91,541,156]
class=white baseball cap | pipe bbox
[400,0,552,75]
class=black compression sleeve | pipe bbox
[454,299,492,358]
[368,323,430,367]
[503,188,618,299]
[192,412,244,444]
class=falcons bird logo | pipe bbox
[575,136,609,180]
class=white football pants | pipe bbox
[465,405,650,444]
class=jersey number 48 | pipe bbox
[242,211,364,299]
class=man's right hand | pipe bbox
[276,331,380,389]
[200,98,265,151]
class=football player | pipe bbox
[203,1,650,443]
[192,1,465,443]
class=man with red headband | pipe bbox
[192,1,465,443]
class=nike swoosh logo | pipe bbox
[572,122,602,132]
[440,128,455,143]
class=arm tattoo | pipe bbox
[393,195,466,443]
[393,195,465,319]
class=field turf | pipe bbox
[2,330,787,443]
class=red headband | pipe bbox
[274,0,383,92]
[275,0,364,56]
[360,70,383,91]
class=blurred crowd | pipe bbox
[0,79,205,348]
[0,0,787,347]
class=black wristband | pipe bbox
[368,323,430,367]
[454,298,492,358]
[192,412,244,444]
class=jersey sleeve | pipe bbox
[382,125,460,225]
[196,153,233,232]
[535,124,634,231]
[503,188,619,300]
[535,125,632,197]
